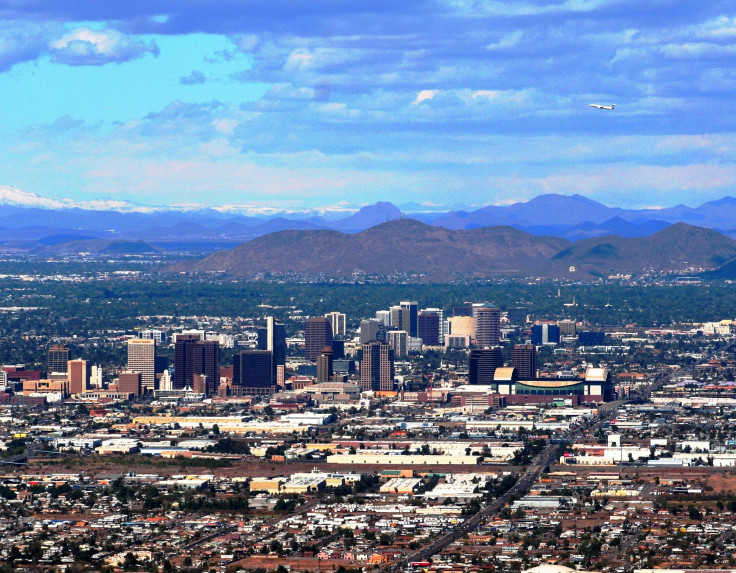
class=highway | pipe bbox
[391,372,673,570]
[392,442,559,570]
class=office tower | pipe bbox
[453,305,473,317]
[507,306,529,325]
[316,346,334,383]
[389,305,409,332]
[118,371,142,397]
[468,347,504,385]
[400,301,418,337]
[325,312,347,337]
[375,310,391,326]
[192,373,208,395]
[0,370,7,391]
[360,319,380,344]
[475,305,501,347]
[558,319,577,336]
[158,369,172,391]
[422,307,445,341]
[418,311,440,346]
[512,344,537,380]
[193,340,220,395]
[386,330,408,358]
[67,359,89,394]
[531,324,560,345]
[174,335,219,393]
[232,350,274,395]
[305,317,333,362]
[578,331,605,345]
[360,341,394,391]
[448,316,476,343]
[90,365,103,389]
[48,344,69,374]
[257,317,286,378]
[138,329,166,344]
[127,338,156,393]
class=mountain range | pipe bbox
[6,187,736,255]
[170,219,736,281]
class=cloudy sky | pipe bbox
[1,0,735,212]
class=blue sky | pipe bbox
[1,0,735,213]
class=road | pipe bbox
[392,442,559,570]
[391,372,673,570]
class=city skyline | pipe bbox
[1,2,735,211]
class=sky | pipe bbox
[1,0,736,213]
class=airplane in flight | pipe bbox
[590,103,615,110]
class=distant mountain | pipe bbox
[38,239,158,256]
[517,217,671,241]
[171,219,569,280]
[8,189,736,253]
[545,223,736,278]
[432,194,626,229]
[171,220,736,280]
[330,201,402,232]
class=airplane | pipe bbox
[590,103,615,110]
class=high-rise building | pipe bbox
[448,316,476,343]
[475,305,501,347]
[90,365,103,389]
[531,324,560,345]
[558,320,577,336]
[375,310,391,326]
[67,359,89,394]
[468,348,504,385]
[127,338,156,393]
[316,346,334,383]
[386,330,408,358]
[232,350,273,395]
[174,334,219,394]
[193,340,220,395]
[360,319,380,344]
[118,370,142,397]
[257,317,286,378]
[512,344,537,380]
[304,317,333,362]
[389,305,409,332]
[325,312,347,337]
[400,301,418,337]
[139,329,166,344]
[418,311,440,346]
[360,341,394,392]
[453,305,473,317]
[507,306,529,325]
[48,344,69,374]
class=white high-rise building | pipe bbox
[127,338,156,393]
[158,369,172,391]
[325,312,347,337]
[375,310,391,326]
[139,329,166,344]
[90,365,103,388]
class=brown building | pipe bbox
[305,317,333,362]
[475,305,500,347]
[48,344,69,374]
[360,341,394,391]
[118,371,142,397]
[67,359,90,394]
[174,334,219,394]
[316,346,334,383]
[512,344,537,380]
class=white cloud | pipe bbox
[49,27,158,66]
[413,90,437,105]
